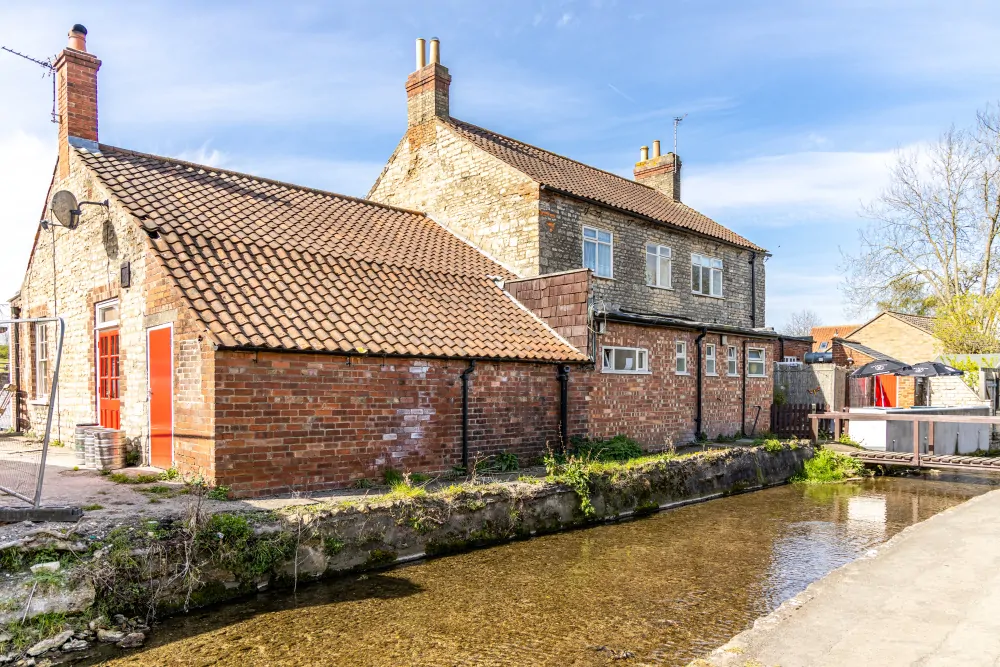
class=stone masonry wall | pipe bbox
[367,121,542,277]
[213,351,585,497]
[505,269,591,354]
[539,191,766,328]
[12,149,214,476]
[587,322,774,446]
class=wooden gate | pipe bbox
[771,403,828,438]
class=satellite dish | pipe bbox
[51,190,79,228]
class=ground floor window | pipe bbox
[748,347,766,377]
[727,345,738,375]
[675,341,688,374]
[706,343,717,375]
[35,323,49,399]
[602,346,649,374]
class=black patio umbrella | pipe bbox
[896,361,965,378]
[849,359,912,378]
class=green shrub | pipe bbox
[762,438,784,453]
[382,469,404,486]
[572,435,642,462]
[791,448,865,484]
[206,485,232,501]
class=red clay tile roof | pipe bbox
[76,144,586,362]
[446,119,766,252]
[811,324,862,352]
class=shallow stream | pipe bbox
[94,471,1000,666]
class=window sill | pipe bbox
[592,274,615,281]
[706,373,718,377]
[675,371,690,376]
[747,374,767,379]
[602,370,652,375]
[29,399,49,406]
[691,291,724,300]
[646,284,673,291]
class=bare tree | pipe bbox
[781,309,823,337]
[842,105,1000,314]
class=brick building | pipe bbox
[370,39,794,443]
[9,28,792,496]
[9,26,590,496]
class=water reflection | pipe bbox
[95,471,999,667]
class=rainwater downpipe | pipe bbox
[749,251,757,328]
[558,365,570,453]
[694,328,707,438]
[460,360,476,470]
[741,340,748,436]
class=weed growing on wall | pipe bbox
[791,448,866,484]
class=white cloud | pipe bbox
[557,12,574,27]
[684,149,901,216]
[173,144,229,168]
[0,131,56,301]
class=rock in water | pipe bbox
[27,630,73,656]
[117,632,145,649]
[61,639,89,652]
[96,629,125,643]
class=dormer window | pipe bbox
[583,226,613,278]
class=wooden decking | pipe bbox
[850,449,1000,471]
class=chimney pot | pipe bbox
[429,38,440,65]
[640,146,649,161]
[68,24,88,51]
[415,38,426,69]
[652,140,660,158]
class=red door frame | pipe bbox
[147,324,174,469]
[97,329,121,429]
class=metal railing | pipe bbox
[0,317,64,507]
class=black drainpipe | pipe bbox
[741,340,748,436]
[779,336,785,360]
[694,328,708,438]
[557,365,570,453]
[749,251,757,328]
[460,360,476,470]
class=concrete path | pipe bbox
[695,488,1000,667]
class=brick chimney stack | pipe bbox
[55,24,101,180]
[634,141,681,202]
[406,37,450,126]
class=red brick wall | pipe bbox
[587,322,774,447]
[506,269,591,353]
[778,338,812,362]
[831,339,874,368]
[213,351,582,497]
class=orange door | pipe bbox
[875,375,898,408]
[98,329,121,429]
[148,326,173,469]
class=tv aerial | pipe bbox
[42,190,108,230]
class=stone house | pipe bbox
[9,26,589,496]
[369,39,790,443]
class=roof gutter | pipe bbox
[537,183,769,256]
[215,344,590,366]
[600,310,780,340]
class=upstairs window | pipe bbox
[583,226,613,278]
[747,348,766,377]
[692,254,723,297]
[602,346,649,374]
[645,244,672,288]
[706,343,717,375]
[727,346,738,375]
[35,323,49,400]
[675,340,688,374]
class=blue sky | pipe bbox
[2,0,999,329]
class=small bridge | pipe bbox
[809,411,1000,472]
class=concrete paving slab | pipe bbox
[694,487,1000,667]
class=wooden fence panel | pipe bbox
[771,403,829,438]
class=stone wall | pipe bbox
[929,376,987,408]
[587,322,774,446]
[538,191,765,328]
[213,351,585,496]
[367,121,542,276]
[10,150,214,476]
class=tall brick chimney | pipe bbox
[55,24,101,180]
[406,38,450,126]
[634,140,681,202]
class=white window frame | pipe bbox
[645,243,672,289]
[747,347,767,377]
[783,355,799,363]
[601,346,650,374]
[95,299,119,330]
[582,226,614,278]
[691,253,724,298]
[675,340,688,375]
[35,322,49,401]
[705,343,717,376]
[727,346,738,376]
